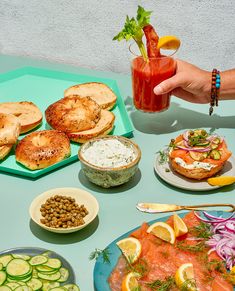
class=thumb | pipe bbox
[154,74,186,95]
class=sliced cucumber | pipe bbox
[35,266,55,274]
[0,264,3,271]
[37,272,61,281]
[6,259,31,278]
[0,256,13,268]
[5,283,20,290]
[50,288,66,291]
[196,141,210,147]
[14,287,33,291]
[12,256,30,262]
[57,268,69,283]
[189,151,208,161]
[213,137,221,144]
[43,259,61,270]
[14,283,25,287]
[211,142,219,150]
[31,270,38,279]
[0,286,12,291]
[29,256,48,267]
[209,150,221,160]
[63,284,80,291]
[42,281,60,291]
[26,278,42,291]
[0,271,6,286]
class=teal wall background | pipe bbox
[0,0,234,73]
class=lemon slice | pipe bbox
[121,272,140,291]
[173,213,188,237]
[175,263,198,290]
[147,222,175,244]
[116,237,141,264]
[157,35,181,50]
[207,176,235,186]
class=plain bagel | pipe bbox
[0,101,43,134]
[15,130,71,170]
[45,96,101,133]
[0,113,21,146]
[0,144,13,160]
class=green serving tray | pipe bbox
[0,67,133,178]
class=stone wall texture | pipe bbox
[0,0,234,73]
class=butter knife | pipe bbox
[136,202,235,213]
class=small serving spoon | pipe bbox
[136,202,235,213]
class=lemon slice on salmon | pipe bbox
[173,213,188,237]
[116,237,141,264]
[175,263,198,290]
[207,176,235,186]
[147,222,175,244]
[121,272,140,291]
[157,35,181,50]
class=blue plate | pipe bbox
[93,211,233,291]
[0,247,75,284]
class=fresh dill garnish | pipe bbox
[157,149,169,165]
[125,257,149,277]
[89,247,111,264]
[206,259,225,273]
[180,279,197,291]
[189,222,213,239]
[176,241,206,253]
[145,276,175,290]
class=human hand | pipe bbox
[154,59,211,104]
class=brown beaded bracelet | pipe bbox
[209,68,220,115]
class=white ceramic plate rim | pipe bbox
[154,155,235,191]
[29,187,99,233]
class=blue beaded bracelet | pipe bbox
[209,69,220,115]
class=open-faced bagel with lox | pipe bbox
[169,129,232,180]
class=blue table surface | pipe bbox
[0,54,234,291]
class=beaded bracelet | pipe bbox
[209,69,220,115]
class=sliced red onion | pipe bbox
[194,211,235,223]
[183,130,189,141]
[176,145,211,152]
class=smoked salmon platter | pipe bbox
[93,211,235,291]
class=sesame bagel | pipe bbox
[15,130,71,170]
[64,82,117,110]
[168,129,231,180]
[0,113,21,146]
[45,96,101,133]
[0,101,42,134]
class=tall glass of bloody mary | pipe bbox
[130,48,176,113]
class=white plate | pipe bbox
[29,187,99,233]
[154,155,235,191]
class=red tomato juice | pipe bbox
[131,56,176,112]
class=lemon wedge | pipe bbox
[147,222,175,244]
[157,35,181,50]
[173,213,188,237]
[175,263,198,290]
[116,237,141,264]
[121,272,140,291]
[207,176,235,186]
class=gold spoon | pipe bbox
[136,202,235,213]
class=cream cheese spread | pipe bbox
[82,139,136,168]
[175,157,216,171]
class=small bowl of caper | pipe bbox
[29,187,99,233]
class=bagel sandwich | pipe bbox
[0,101,42,134]
[168,129,232,180]
[64,82,117,110]
[67,110,115,143]
[15,130,71,170]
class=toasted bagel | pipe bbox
[45,96,101,133]
[15,130,71,170]
[0,113,21,146]
[64,82,117,110]
[0,101,42,134]
[0,144,12,160]
[67,110,115,143]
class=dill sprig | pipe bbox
[145,276,175,290]
[189,222,213,239]
[125,257,149,277]
[206,259,225,273]
[176,241,206,253]
[89,247,111,264]
[157,149,169,165]
[180,279,197,291]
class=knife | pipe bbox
[136,202,235,213]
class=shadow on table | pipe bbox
[78,168,142,194]
[29,216,99,244]
[154,170,235,195]
[124,97,235,134]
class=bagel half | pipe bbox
[15,130,71,170]
[67,110,115,143]
[64,82,117,110]
[0,113,21,146]
[0,102,42,134]
[45,96,101,133]
[0,144,12,160]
